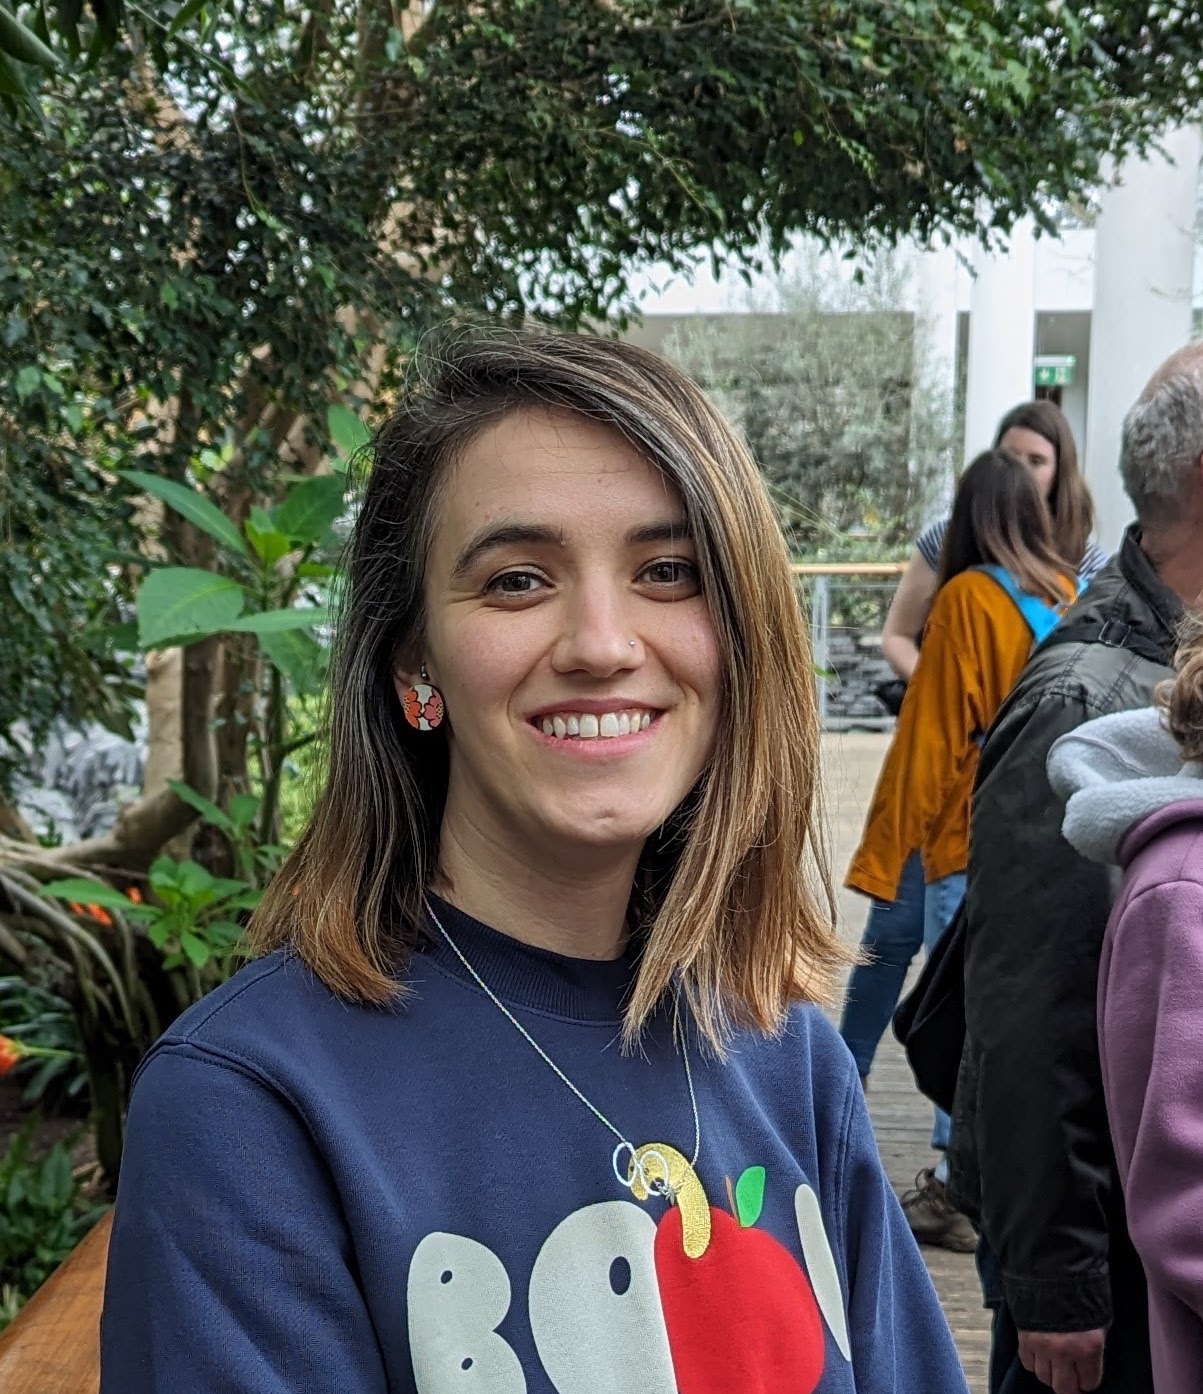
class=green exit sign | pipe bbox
[1034,354,1075,387]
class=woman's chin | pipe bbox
[532,805,666,856]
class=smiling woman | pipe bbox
[99,332,970,1394]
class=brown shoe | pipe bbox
[900,1168,977,1254]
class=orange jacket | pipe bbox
[846,569,1067,902]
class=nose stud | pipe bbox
[628,640,637,648]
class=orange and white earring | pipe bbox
[402,665,445,732]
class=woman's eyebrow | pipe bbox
[626,519,692,545]
[449,522,564,581]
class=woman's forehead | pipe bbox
[434,407,686,544]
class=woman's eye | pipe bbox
[640,559,700,589]
[485,570,544,597]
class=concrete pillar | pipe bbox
[963,217,1037,463]
[1085,125,1201,552]
[911,242,960,511]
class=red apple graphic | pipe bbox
[629,1146,826,1394]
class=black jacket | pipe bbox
[947,527,1183,1335]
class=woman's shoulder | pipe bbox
[138,948,395,1096]
[927,567,1011,619]
[734,1004,859,1121]
[158,949,330,1041]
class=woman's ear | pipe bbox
[392,640,424,696]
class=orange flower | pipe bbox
[0,1034,23,1075]
[126,886,144,904]
[0,1034,71,1074]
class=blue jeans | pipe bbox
[840,852,966,1155]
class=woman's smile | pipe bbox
[527,698,659,749]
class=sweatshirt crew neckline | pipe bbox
[420,893,639,1023]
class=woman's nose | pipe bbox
[550,586,640,676]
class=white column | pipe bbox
[963,217,1037,463]
[911,242,960,511]
[1085,125,1202,552]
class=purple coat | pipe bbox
[1102,797,1203,1394]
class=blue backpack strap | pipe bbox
[972,564,1065,644]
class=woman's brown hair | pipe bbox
[249,330,845,1048]
[993,400,1094,570]
[937,448,1075,607]
[1158,609,1203,762]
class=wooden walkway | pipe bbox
[823,732,991,1391]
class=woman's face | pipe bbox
[998,425,1058,501]
[412,407,722,864]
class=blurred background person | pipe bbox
[881,401,1104,683]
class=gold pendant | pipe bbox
[626,1142,712,1258]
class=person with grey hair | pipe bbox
[946,341,1203,1394]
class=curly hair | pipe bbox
[1158,608,1203,762]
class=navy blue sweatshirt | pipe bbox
[100,898,967,1392]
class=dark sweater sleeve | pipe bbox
[100,1045,387,1394]
[964,690,1118,1332]
[836,1071,969,1391]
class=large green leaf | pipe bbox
[275,474,346,545]
[0,48,27,94]
[166,779,234,835]
[0,6,60,70]
[226,606,329,634]
[260,628,327,694]
[243,510,294,567]
[120,470,249,558]
[39,878,145,913]
[327,404,370,461]
[136,567,245,648]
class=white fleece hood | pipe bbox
[1047,706,1203,866]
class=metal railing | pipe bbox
[790,563,907,730]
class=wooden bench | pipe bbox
[0,1211,111,1393]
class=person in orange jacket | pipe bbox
[839,448,1080,1252]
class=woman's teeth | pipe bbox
[539,710,654,739]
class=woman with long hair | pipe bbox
[841,449,1077,1252]
[1049,612,1203,1394]
[882,400,1103,683]
[100,332,967,1393]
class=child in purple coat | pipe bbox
[1048,616,1203,1394]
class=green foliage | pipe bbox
[0,1117,108,1331]
[0,978,87,1108]
[0,443,140,796]
[274,695,324,846]
[667,247,950,555]
[41,783,278,978]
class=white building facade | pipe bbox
[629,127,1202,553]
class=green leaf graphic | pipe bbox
[735,1165,766,1228]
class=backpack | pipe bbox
[891,593,1158,1115]
[971,564,1067,646]
[874,566,1068,720]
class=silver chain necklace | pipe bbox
[424,896,701,1196]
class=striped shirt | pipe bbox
[915,518,1110,582]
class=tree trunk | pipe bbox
[141,648,183,798]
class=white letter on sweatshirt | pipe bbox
[408,1232,526,1393]
[529,1200,676,1394]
